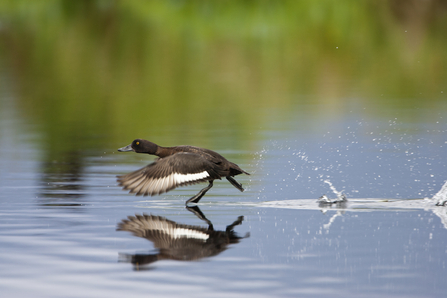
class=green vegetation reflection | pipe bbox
[0,0,446,195]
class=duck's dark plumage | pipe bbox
[117,139,249,204]
[117,212,246,265]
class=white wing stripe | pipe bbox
[152,178,163,194]
[172,228,209,240]
[123,217,209,241]
[173,171,209,185]
[122,170,210,195]
[149,225,209,241]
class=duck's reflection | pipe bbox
[117,206,248,268]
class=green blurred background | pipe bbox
[1,0,446,162]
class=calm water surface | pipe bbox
[1,2,447,297]
[1,97,447,298]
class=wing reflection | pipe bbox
[117,206,248,268]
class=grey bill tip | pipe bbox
[118,144,133,152]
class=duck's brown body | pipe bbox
[117,139,249,204]
[157,145,247,175]
[117,210,246,265]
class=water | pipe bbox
[1,2,447,297]
[316,180,347,204]
[1,96,447,298]
[432,180,447,206]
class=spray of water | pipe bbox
[432,180,447,206]
[322,211,344,230]
[317,180,347,204]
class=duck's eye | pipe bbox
[136,141,140,145]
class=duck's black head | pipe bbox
[118,139,158,154]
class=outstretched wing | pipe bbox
[117,152,222,196]
[117,214,211,248]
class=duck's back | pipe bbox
[169,145,248,176]
[171,146,227,163]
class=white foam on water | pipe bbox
[317,180,347,204]
[431,180,447,206]
[323,180,345,200]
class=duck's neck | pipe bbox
[155,146,173,158]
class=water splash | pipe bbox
[324,180,345,199]
[432,180,447,206]
[317,180,347,204]
[323,211,344,230]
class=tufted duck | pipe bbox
[117,139,250,204]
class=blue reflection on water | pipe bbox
[1,98,447,297]
[255,112,447,202]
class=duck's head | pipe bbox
[118,139,158,154]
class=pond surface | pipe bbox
[1,2,447,297]
[1,97,447,298]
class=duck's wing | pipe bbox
[117,214,210,247]
[117,152,222,196]
[117,214,226,261]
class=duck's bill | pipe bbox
[118,144,133,152]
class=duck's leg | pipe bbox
[186,205,214,230]
[226,216,244,232]
[226,176,244,192]
[186,181,214,205]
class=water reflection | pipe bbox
[117,206,249,269]
[261,197,447,232]
[37,149,86,207]
[322,199,447,230]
